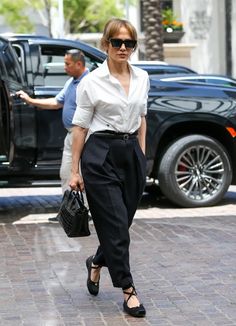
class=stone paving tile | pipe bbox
[0,185,236,222]
[0,214,235,325]
[0,187,236,325]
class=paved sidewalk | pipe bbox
[1,186,236,222]
[1,215,236,325]
[0,187,236,325]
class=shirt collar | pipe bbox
[95,59,144,79]
[73,68,89,84]
[95,60,110,77]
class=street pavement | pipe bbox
[0,186,236,325]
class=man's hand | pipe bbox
[69,173,84,192]
[16,90,31,104]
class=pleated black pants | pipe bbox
[81,133,146,289]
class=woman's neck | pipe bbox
[107,59,131,96]
[107,59,129,76]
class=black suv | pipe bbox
[1,35,236,208]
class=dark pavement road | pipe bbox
[0,187,236,325]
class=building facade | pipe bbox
[176,0,227,75]
[0,0,235,77]
[137,0,234,77]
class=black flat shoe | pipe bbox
[86,255,100,296]
[123,286,146,318]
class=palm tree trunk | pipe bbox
[225,0,232,76]
[142,0,164,61]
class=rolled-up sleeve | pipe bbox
[72,78,94,128]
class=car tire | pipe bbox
[158,135,232,207]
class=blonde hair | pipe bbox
[100,18,138,51]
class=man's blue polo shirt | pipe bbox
[56,69,89,129]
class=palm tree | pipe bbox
[141,0,164,61]
[225,0,232,76]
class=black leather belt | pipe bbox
[94,130,138,140]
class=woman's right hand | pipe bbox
[69,173,84,192]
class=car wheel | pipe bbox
[158,135,232,207]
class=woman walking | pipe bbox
[69,18,150,318]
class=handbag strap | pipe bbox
[72,190,85,205]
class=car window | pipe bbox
[0,55,5,77]
[228,82,236,87]
[174,78,206,84]
[204,79,224,86]
[41,48,67,86]
[138,66,195,76]
[1,46,23,84]
[188,78,205,83]
[158,68,194,74]
[40,45,100,87]
[204,78,236,87]
[11,44,25,73]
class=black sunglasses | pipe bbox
[109,38,137,49]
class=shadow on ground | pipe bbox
[0,185,235,223]
[0,186,165,221]
[0,194,62,221]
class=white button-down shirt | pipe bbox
[72,60,150,134]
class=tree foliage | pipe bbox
[0,0,34,33]
[64,0,123,33]
[0,0,134,35]
[0,0,57,35]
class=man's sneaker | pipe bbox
[48,216,59,222]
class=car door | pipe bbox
[30,43,66,163]
[0,54,8,160]
[0,40,36,169]
[10,41,66,165]
[9,38,105,169]
[28,42,103,164]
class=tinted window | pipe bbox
[165,67,194,74]
[0,55,5,77]
[183,78,205,83]
[1,46,23,83]
[40,45,100,87]
[137,66,195,76]
[204,78,236,87]
[11,44,25,74]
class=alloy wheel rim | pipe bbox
[175,145,224,201]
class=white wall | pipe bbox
[0,0,231,76]
[177,0,226,74]
[232,1,236,78]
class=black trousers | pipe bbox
[81,133,146,289]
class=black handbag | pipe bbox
[57,190,90,237]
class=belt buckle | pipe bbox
[123,134,129,140]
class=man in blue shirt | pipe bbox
[17,49,89,221]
